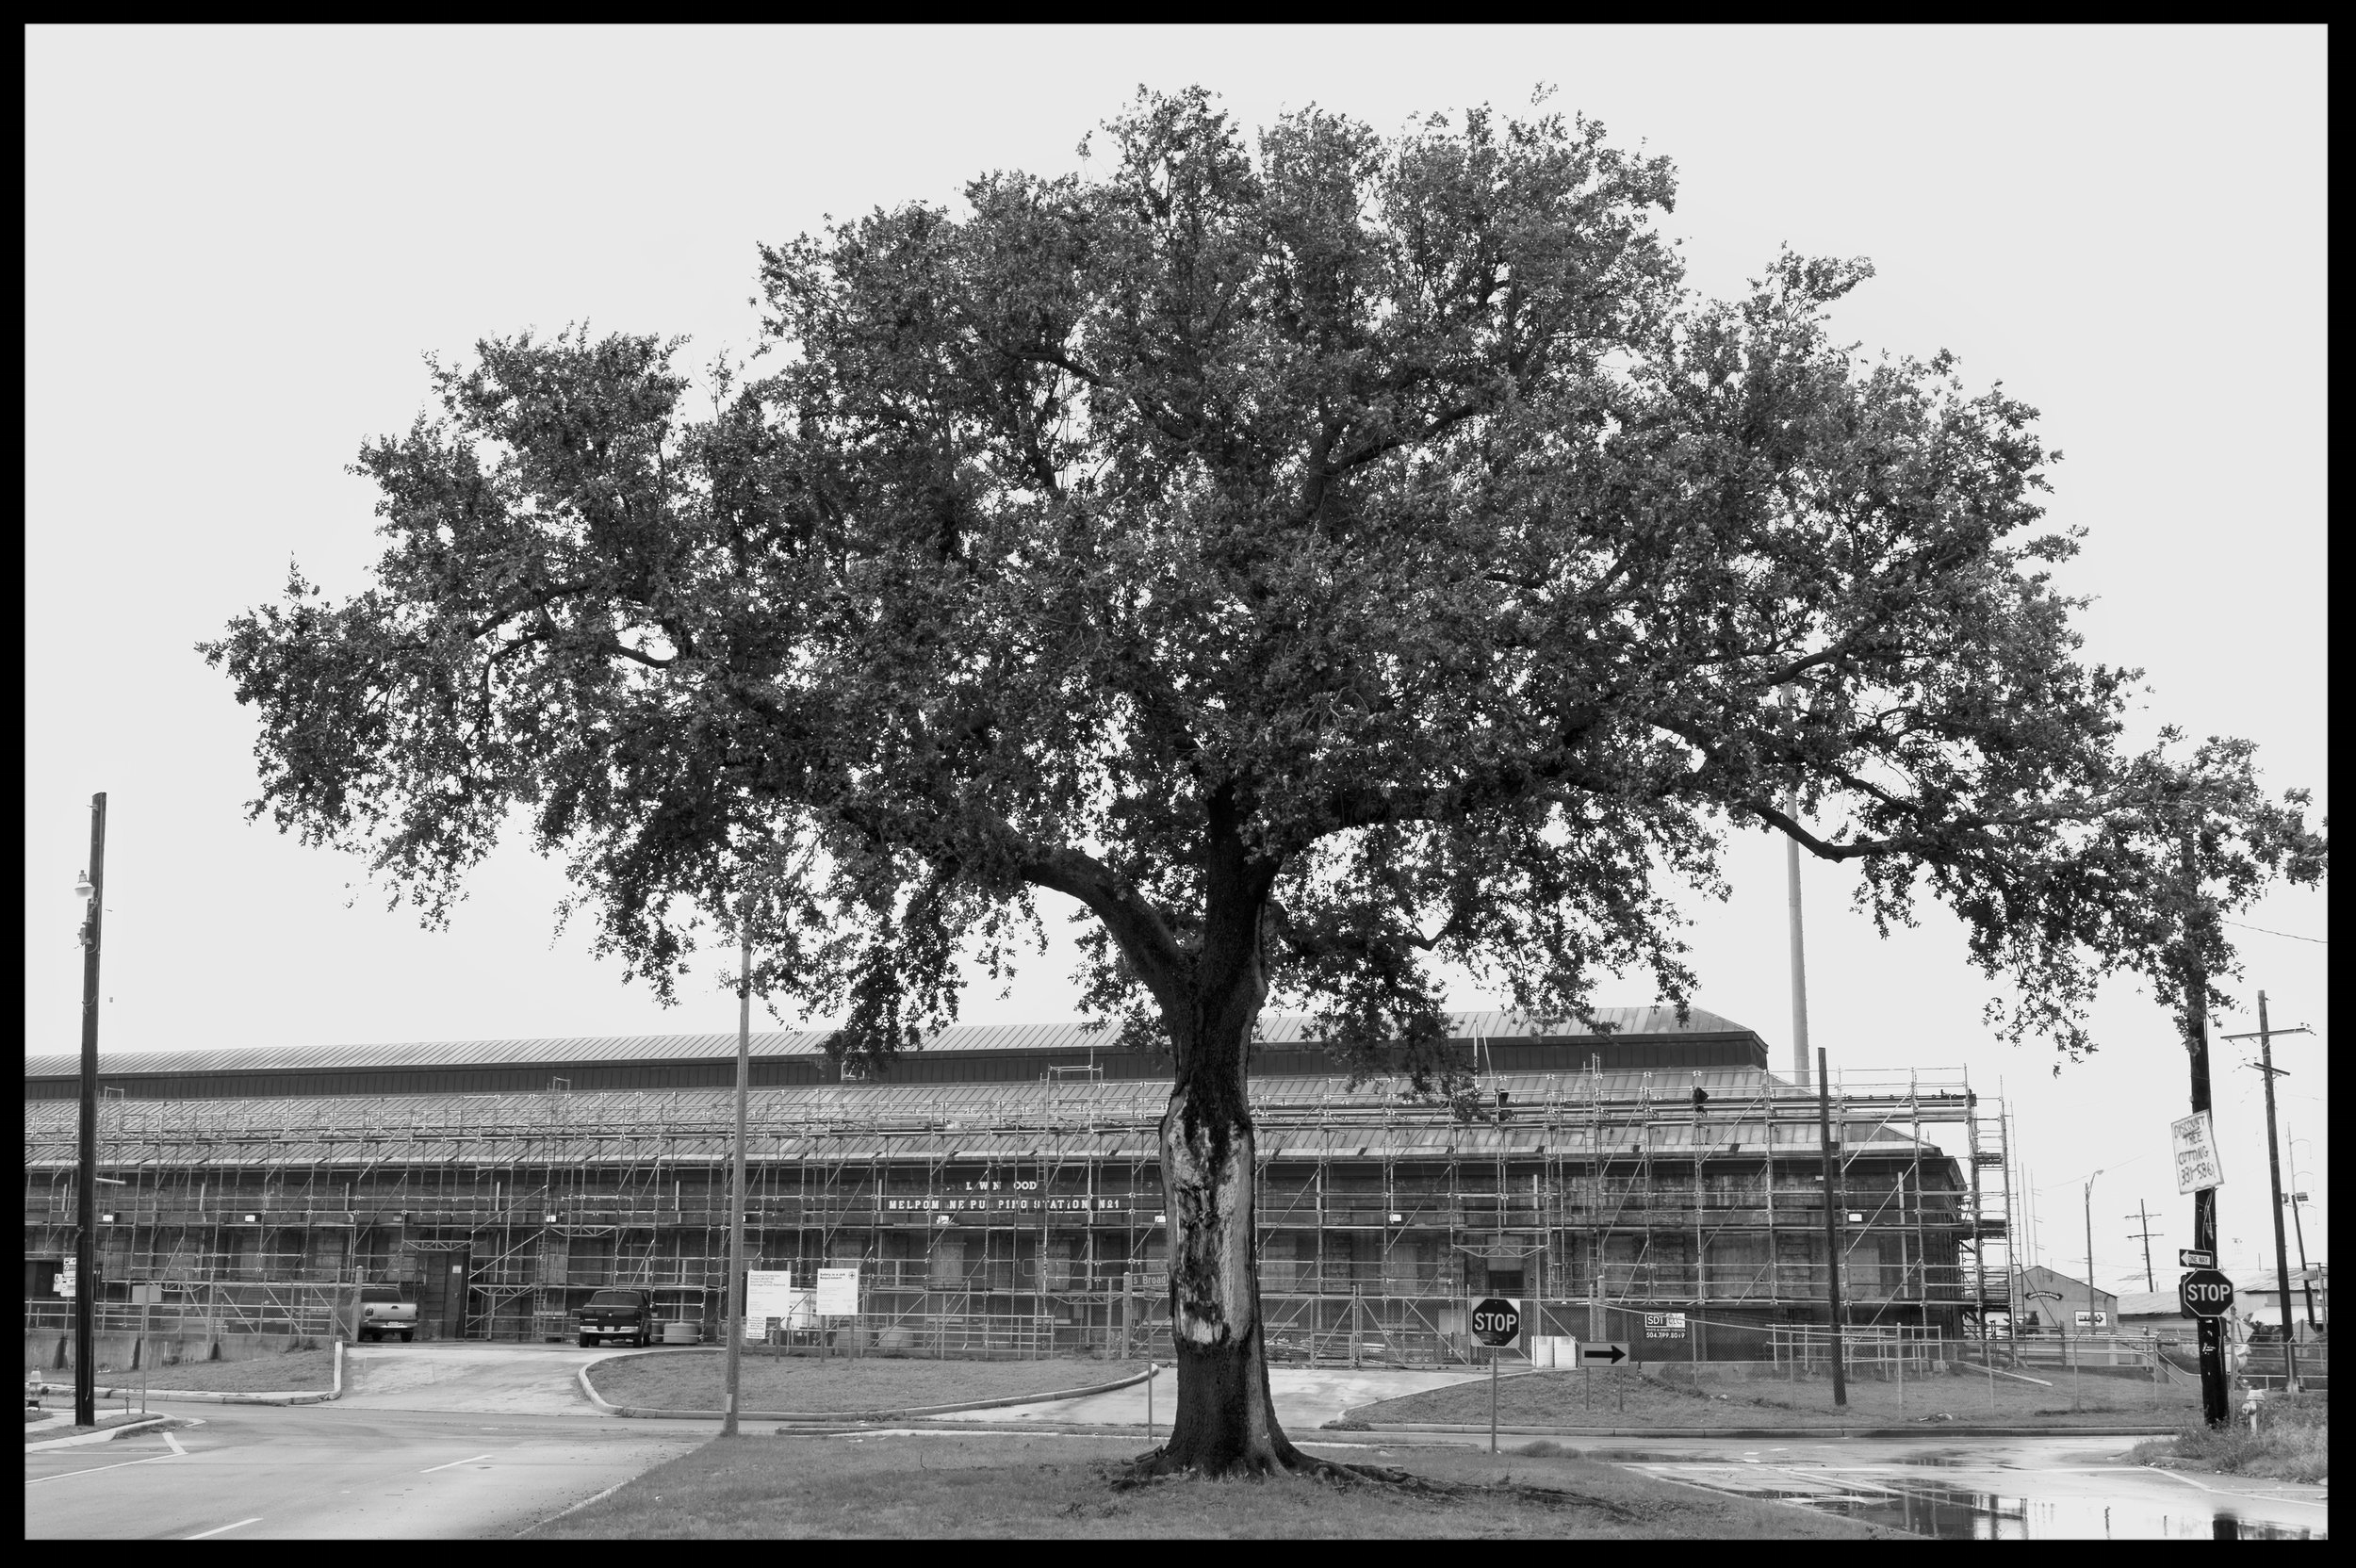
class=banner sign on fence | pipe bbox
[1643,1312,1688,1338]
[2170,1110,2225,1194]
[815,1266,860,1316]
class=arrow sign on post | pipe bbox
[2177,1249,2215,1269]
[1575,1341,1631,1367]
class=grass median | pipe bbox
[39,1347,337,1394]
[2129,1390,2328,1484]
[586,1350,1154,1413]
[522,1430,1897,1539]
[1348,1362,2199,1429]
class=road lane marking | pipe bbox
[420,1451,495,1473]
[163,1433,188,1455]
[27,1450,186,1484]
[185,1518,262,1539]
[2144,1467,2330,1508]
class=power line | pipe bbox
[2218,918,2328,945]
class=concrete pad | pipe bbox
[961,1365,1484,1429]
[339,1341,644,1416]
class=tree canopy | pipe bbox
[207,89,2316,1073]
[205,86,2321,1475]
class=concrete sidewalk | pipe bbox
[958,1366,1484,1430]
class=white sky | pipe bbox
[26,25,2327,1296]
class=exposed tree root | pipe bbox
[1105,1448,1646,1519]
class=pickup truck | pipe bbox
[578,1288,655,1348]
[358,1283,417,1342]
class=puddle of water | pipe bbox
[1778,1481,2322,1540]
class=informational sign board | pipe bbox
[2180,1269,2233,1318]
[2072,1311,2109,1330]
[2177,1249,2215,1268]
[130,1282,164,1305]
[2170,1111,2225,1194]
[1572,1341,1631,1367]
[1643,1312,1688,1338]
[745,1270,801,1338]
[1468,1297,1521,1347]
[815,1266,860,1317]
[56,1263,75,1299]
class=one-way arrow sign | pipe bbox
[2177,1248,2215,1268]
[1573,1341,1631,1367]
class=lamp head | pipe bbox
[73,871,93,901]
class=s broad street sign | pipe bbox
[2170,1111,2225,1194]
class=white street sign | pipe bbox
[815,1266,860,1316]
[2170,1110,2225,1195]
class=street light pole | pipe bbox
[1816,1048,1845,1407]
[74,792,108,1430]
[722,920,752,1438]
[2082,1169,2103,1413]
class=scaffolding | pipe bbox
[25,1063,2009,1364]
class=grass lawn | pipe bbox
[57,1348,339,1393]
[1350,1364,2199,1430]
[523,1431,1898,1538]
[25,1409,163,1445]
[2128,1391,2328,1484]
[588,1351,1154,1413]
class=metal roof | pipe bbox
[23,1004,1756,1081]
[24,1063,1957,1169]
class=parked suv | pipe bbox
[358,1284,417,1343]
[578,1288,654,1348]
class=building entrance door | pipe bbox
[415,1247,472,1340]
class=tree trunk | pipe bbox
[1140,1004,1317,1477]
[1129,797,1333,1478]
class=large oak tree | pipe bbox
[207,89,2322,1477]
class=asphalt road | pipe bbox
[25,1400,707,1540]
[25,1342,2330,1540]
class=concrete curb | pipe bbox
[34,1343,341,1407]
[577,1352,1159,1422]
[25,1413,178,1451]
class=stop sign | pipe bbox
[2179,1268,2234,1317]
[1470,1297,1521,1346]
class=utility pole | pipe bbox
[74,792,108,1430]
[721,919,752,1437]
[1816,1047,1845,1407]
[2223,993,2310,1395]
[2178,861,2229,1428]
[2126,1200,2159,1292]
